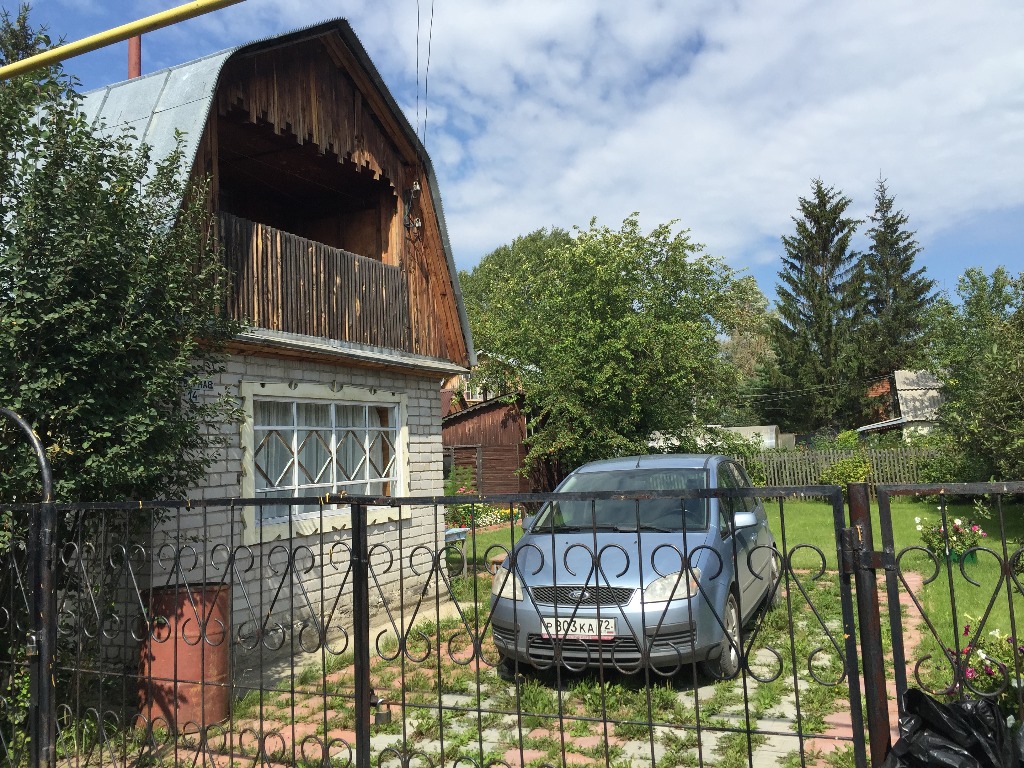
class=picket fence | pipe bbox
[740,447,937,490]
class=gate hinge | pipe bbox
[840,525,896,575]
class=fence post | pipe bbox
[351,500,371,768]
[1,408,56,768]
[847,482,891,766]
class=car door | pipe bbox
[734,462,774,614]
[719,462,760,613]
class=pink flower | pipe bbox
[966,668,978,680]
[985,665,994,676]
[963,625,971,637]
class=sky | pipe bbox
[19,0,1024,301]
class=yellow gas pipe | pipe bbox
[0,0,246,80]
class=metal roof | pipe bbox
[80,47,231,169]
[857,369,943,433]
[80,18,474,367]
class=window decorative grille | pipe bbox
[253,399,399,524]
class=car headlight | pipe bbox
[491,563,525,602]
[644,568,701,603]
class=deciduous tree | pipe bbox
[0,5,241,503]
[925,267,1024,480]
[460,216,759,483]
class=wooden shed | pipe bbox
[442,395,532,495]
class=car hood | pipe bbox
[507,529,717,589]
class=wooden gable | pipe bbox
[183,28,469,370]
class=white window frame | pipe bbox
[239,381,407,543]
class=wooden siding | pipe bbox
[222,213,411,351]
[210,34,470,367]
[405,173,463,364]
[442,400,530,494]
[216,41,405,190]
[442,401,527,447]
[445,445,531,496]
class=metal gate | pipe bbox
[873,482,1024,746]
[7,415,1017,767]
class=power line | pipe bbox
[735,372,895,404]
[422,0,435,148]
[415,0,421,139]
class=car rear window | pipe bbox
[535,469,709,531]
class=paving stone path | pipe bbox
[144,569,931,767]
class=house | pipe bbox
[857,370,943,437]
[81,19,474,621]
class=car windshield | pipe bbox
[532,468,709,532]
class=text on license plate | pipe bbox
[542,617,616,638]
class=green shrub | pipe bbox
[820,455,871,490]
[442,465,517,528]
[444,465,477,496]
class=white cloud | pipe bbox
[34,0,1024,291]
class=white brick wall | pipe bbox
[149,351,452,662]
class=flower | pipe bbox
[945,614,1024,713]
[918,515,987,555]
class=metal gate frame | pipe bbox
[1,408,57,768]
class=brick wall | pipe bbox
[147,351,450,665]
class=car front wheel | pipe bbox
[701,592,741,680]
[496,653,517,681]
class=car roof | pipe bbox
[571,454,723,474]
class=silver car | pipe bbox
[489,454,778,678]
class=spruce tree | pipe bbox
[861,179,935,378]
[766,179,863,433]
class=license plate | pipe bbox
[542,617,616,639]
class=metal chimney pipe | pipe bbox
[128,35,141,78]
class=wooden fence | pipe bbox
[221,212,412,351]
[740,447,938,491]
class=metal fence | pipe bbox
[5,481,1023,768]
[2,486,879,768]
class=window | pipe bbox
[535,468,709,531]
[717,463,741,536]
[252,398,399,525]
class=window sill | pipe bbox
[244,504,399,544]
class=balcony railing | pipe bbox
[221,213,412,351]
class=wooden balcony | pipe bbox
[221,213,412,352]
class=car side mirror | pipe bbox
[734,511,758,530]
[521,515,535,531]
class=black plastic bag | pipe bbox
[882,688,1020,768]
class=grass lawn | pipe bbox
[765,494,1024,714]
[441,492,1024,725]
[447,522,524,571]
